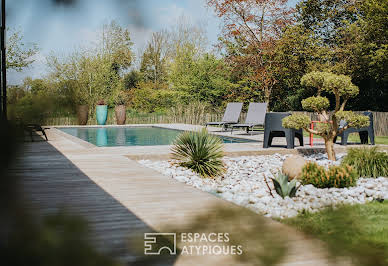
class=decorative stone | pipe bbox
[282,155,307,180]
[137,154,388,219]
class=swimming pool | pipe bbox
[58,126,257,147]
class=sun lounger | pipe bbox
[206,102,243,130]
[24,124,49,141]
[230,102,267,134]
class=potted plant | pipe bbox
[76,99,89,125]
[96,99,108,125]
[114,91,128,125]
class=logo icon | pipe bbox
[144,233,177,255]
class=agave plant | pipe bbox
[271,173,299,199]
[171,128,224,178]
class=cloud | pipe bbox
[156,4,188,26]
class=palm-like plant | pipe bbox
[171,129,225,178]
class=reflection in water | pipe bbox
[77,128,89,141]
[115,128,126,146]
[96,128,108,146]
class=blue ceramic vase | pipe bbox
[96,105,108,125]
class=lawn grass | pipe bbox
[282,201,388,265]
[303,132,388,145]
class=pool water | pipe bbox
[58,126,256,147]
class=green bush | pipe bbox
[301,162,358,188]
[9,93,56,124]
[342,147,388,178]
[171,129,224,178]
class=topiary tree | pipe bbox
[282,71,370,161]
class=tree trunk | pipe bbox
[324,138,336,161]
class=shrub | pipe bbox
[301,162,358,188]
[9,93,56,124]
[271,173,299,198]
[171,129,224,178]
[342,147,388,178]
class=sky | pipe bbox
[7,0,298,85]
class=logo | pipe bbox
[144,233,177,255]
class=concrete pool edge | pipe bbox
[52,127,97,148]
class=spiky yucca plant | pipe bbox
[171,129,225,178]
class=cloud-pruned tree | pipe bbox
[282,71,370,161]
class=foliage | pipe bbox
[140,31,170,84]
[6,28,38,71]
[96,99,106,105]
[171,129,224,178]
[207,0,295,105]
[9,93,56,124]
[123,70,142,91]
[46,21,132,109]
[271,27,332,111]
[99,21,134,73]
[296,0,359,45]
[282,114,310,130]
[301,96,330,112]
[113,90,130,106]
[283,71,369,161]
[301,162,358,188]
[130,81,182,113]
[293,0,388,111]
[283,201,388,266]
[342,147,388,178]
[6,86,26,104]
[169,52,235,107]
[335,111,370,128]
[271,173,299,199]
[300,71,328,93]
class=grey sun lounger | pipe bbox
[206,102,243,130]
[231,102,267,134]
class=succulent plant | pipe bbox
[271,173,299,199]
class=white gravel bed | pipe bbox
[138,153,388,219]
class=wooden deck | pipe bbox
[10,129,349,265]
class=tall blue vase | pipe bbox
[96,105,108,125]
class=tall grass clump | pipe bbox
[342,147,388,178]
[171,129,224,178]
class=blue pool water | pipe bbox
[58,126,257,147]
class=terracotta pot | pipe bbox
[115,105,126,125]
[76,105,89,125]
